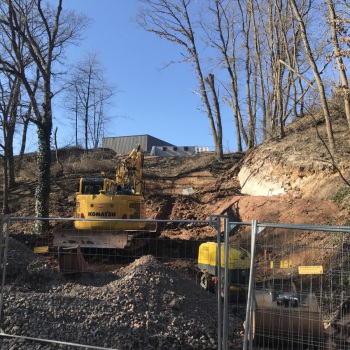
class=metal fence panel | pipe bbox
[0,216,224,350]
[242,222,350,350]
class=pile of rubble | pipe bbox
[0,238,242,350]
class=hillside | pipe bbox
[6,114,350,238]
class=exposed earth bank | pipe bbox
[8,115,350,236]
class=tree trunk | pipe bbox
[249,0,267,141]
[17,116,29,172]
[2,157,9,214]
[206,74,224,160]
[75,91,79,147]
[289,0,335,153]
[35,120,52,232]
[327,0,350,129]
[84,66,92,152]
[238,1,255,149]
[1,140,10,214]
[7,132,15,189]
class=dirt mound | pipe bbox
[4,237,57,284]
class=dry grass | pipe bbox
[15,148,118,183]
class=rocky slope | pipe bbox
[234,115,350,226]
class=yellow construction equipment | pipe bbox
[198,241,250,299]
[53,145,156,273]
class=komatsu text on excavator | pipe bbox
[53,145,156,272]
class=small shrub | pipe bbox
[17,160,38,182]
[328,89,346,121]
[329,186,350,202]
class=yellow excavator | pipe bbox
[53,144,156,272]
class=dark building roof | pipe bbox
[102,134,174,154]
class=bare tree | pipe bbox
[249,0,308,140]
[65,53,116,151]
[138,0,224,160]
[236,0,258,148]
[0,0,88,232]
[15,81,38,172]
[199,0,311,149]
[0,75,21,196]
[89,83,115,148]
[0,0,37,213]
[205,73,223,154]
[248,0,269,141]
[289,0,335,153]
[201,0,248,151]
[0,76,19,213]
[326,0,350,128]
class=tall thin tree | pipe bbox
[289,0,335,153]
[0,0,87,232]
[138,0,224,160]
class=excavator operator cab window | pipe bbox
[83,184,102,194]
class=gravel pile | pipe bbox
[0,238,241,350]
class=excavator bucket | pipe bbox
[325,299,350,347]
[58,246,87,275]
[246,289,324,347]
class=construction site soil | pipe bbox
[1,114,350,349]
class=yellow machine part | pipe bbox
[198,242,251,297]
[52,145,155,273]
[75,192,146,231]
[198,241,251,270]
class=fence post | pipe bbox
[210,214,225,350]
[0,214,3,275]
[243,220,258,350]
[215,216,222,350]
[222,217,230,350]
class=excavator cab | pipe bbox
[80,178,104,195]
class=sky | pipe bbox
[46,0,236,153]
